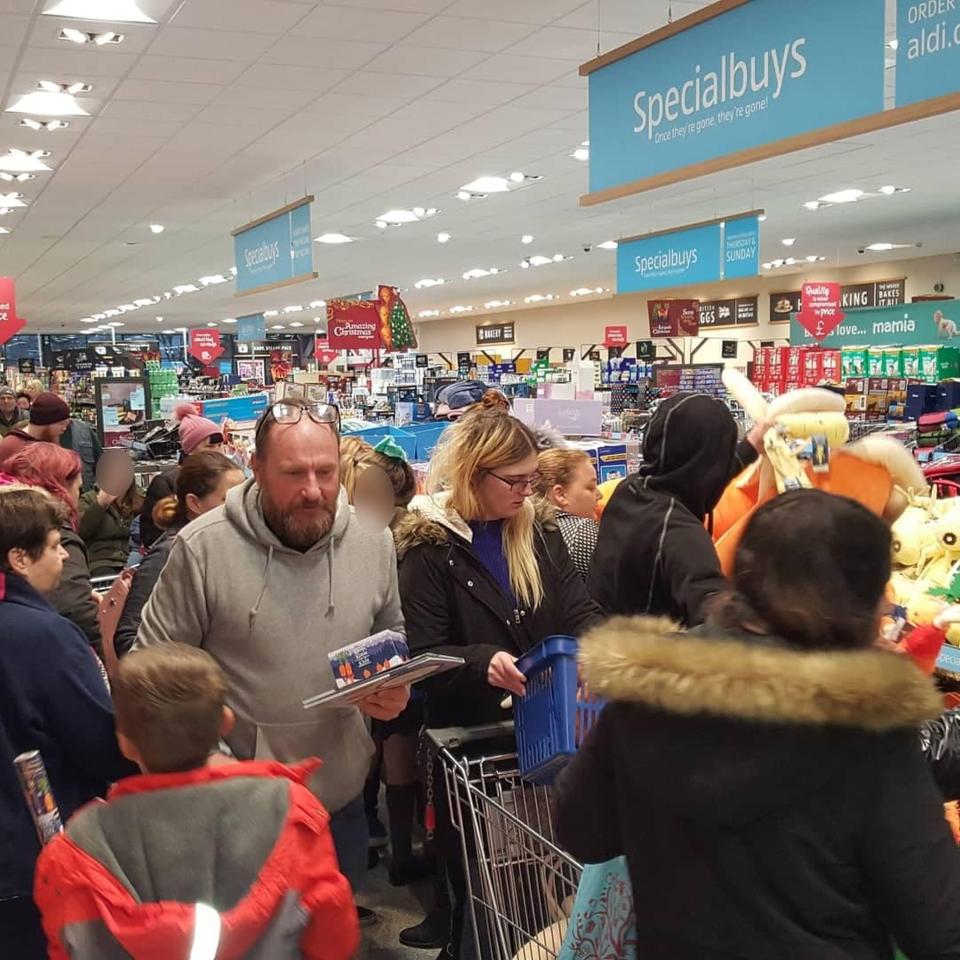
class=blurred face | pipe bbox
[185,468,245,520]
[253,420,340,551]
[0,395,16,416]
[37,418,69,442]
[16,396,29,411]
[475,452,539,521]
[9,529,69,594]
[196,434,224,453]
[553,460,601,520]
[352,465,396,531]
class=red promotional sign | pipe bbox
[188,329,224,364]
[314,336,339,365]
[648,299,700,338]
[798,282,845,341]
[0,276,26,344]
[327,300,383,351]
[603,325,628,348]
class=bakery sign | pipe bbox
[770,279,905,321]
[698,296,759,329]
[476,322,515,346]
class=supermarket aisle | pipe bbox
[358,862,433,960]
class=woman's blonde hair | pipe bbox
[533,449,592,499]
[429,410,544,609]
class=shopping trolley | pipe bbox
[428,723,583,960]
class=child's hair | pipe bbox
[0,486,63,573]
[341,438,417,507]
[153,451,240,530]
[533,449,592,499]
[5,442,82,528]
[716,489,891,651]
[112,643,229,773]
[429,409,543,608]
[475,389,511,414]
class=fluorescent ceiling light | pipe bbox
[175,327,187,333]
[878,184,910,195]
[207,321,218,327]
[309,300,326,308]
[521,235,534,244]
[133,298,153,307]
[59,27,88,43]
[375,207,437,228]
[782,238,796,247]
[414,278,445,289]
[463,267,501,279]
[0,150,52,173]
[0,172,33,182]
[264,310,279,317]
[436,232,451,244]
[597,240,618,250]
[804,201,823,211]
[283,305,303,313]
[449,305,473,314]
[0,193,27,208]
[198,275,228,286]
[462,176,511,194]
[758,214,767,222]
[0,226,8,235]
[289,321,304,328]
[864,241,919,252]
[820,188,864,204]
[79,316,100,323]
[571,147,589,161]
[106,321,124,327]
[173,284,199,294]
[314,232,354,244]
[42,0,157,24]
[270,324,285,330]
[221,317,237,324]
[161,329,176,334]
[484,300,513,309]
[149,223,164,234]
[525,294,555,303]
[7,89,88,117]
[312,316,322,323]
[419,310,441,318]
[571,287,604,297]
[887,39,899,50]
[59,28,123,44]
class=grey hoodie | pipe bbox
[135,478,404,812]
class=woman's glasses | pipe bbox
[255,401,341,444]
[487,470,540,494]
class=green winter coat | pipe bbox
[78,488,135,577]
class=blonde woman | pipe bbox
[534,448,601,580]
[394,409,599,958]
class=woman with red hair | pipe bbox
[5,443,101,653]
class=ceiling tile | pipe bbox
[509,84,587,111]
[192,103,286,128]
[443,0,584,24]
[130,56,247,85]
[400,17,539,53]
[507,26,635,60]
[423,78,536,107]
[332,71,445,99]
[361,45,489,78]
[262,35,386,70]
[0,13,29,46]
[295,5,430,43]
[462,54,576,84]
[99,99,203,123]
[328,0,452,10]
[168,0,311,34]
[234,63,350,93]
[150,27,278,61]
[212,85,318,111]
[112,78,223,105]
[303,92,412,120]
[15,45,138,77]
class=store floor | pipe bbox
[358,858,434,960]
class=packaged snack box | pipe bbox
[841,347,869,379]
[901,346,921,378]
[329,630,409,689]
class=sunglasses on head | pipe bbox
[255,400,341,445]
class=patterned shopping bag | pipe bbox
[558,857,638,960]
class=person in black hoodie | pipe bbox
[589,392,761,625]
[558,490,960,960]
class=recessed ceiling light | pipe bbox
[264,310,279,317]
[43,0,157,24]
[804,200,823,211]
[521,235,534,244]
[484,300,513,309]
[161,329,176,334]
[463,177,510,194]
[175,326,187,333]
[449,305,473,314]
[436,232,451,244]
[132,298,152,307]
[782,237,796,247]
[149,223,164,234]
[570,287,605,297]
[59,28,124,44]
[309,300,326,309]
[419,310,441,318]
[283,305,303,313]
[0,149,52,173]
[314,232,354,245]
[597,240,618,250]
[878,184,910,195]
[312,316,322,323]
[758,214,767,222]
[0,193,27,208]
[206,321,218,327]
[374,207,437,228]
[0,172,33,182]
[222,317,236,324]
[806,255,819,262]
[821,188,865,204]
[414,278,445,289]
[106,321,124,327]
[463,267,502,280]
[887,38,899,50]
[0,226,9,234]
[863,241,920,252]
[524,294,556,304]
[571,147,589,162]
[7,86,89,117]
[79,315,98,322]
[289,321,304,328]
[199,275,228,286]
[173,284,199,294]
[270,324,286,330]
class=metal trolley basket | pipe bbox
[428,723,582,960]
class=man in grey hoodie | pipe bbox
[135,399,408,895]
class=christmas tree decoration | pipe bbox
[377,285,417,352]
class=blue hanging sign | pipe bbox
[583,0,886,201]
[236,313,266,342]
[617,214,760,294]
[896,0,960,107]
[232,197,316,297]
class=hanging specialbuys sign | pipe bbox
[232,197,316,297]
[581,0,960,205]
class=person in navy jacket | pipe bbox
[0,484,134,958]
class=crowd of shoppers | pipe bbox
[3,380,960,960]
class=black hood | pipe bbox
[638,393,739,518]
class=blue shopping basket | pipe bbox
[513,636,604,785]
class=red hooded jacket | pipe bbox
[35,759,359,960]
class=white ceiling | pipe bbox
[0,0,958,335]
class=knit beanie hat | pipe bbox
[174,403,222,455]
[30,392,70,426]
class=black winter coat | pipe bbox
[49,525,102,654]
[139,467,177,549]
[556,618,960,960]
[395,495,601,728]
[922,707,960,801]
[114,525,181,658]
[588,393,756,626]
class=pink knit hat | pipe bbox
[174,403,222,455]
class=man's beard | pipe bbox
[261,488,335,551]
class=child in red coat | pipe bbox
[35,643,359,960]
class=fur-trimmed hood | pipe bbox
[580,617,942,732]
[577,617,944,828]
[393,491,558,561]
